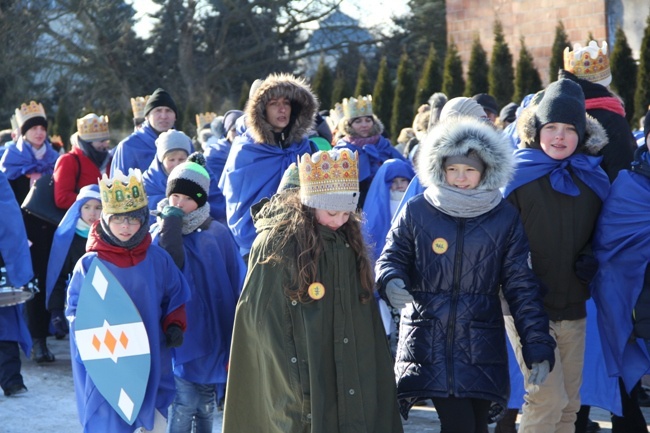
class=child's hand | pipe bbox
[161,205,185,219]
[385,278,413,309]
[165,325,184,348]
[528,360,550,385]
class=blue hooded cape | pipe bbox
[0,136,59,180]
[218,130,312,256]
[0,170,34,355]
[591,169,650,392]
[204,136,231,183]
[46,184,101,306]
[391,174,424,224]
[334,135,404,183]
[152,220,245,398]
[362,159,414,262]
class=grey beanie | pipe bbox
[440,97,487,121]
[156,130,192,162]
[535,79,586,143]
[444,150,486,173]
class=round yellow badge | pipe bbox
[432,238,448,254]
[308,282,326,300]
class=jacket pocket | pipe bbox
[469,321,506,365]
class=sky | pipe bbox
[127,0,410,37]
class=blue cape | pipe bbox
[204,137,231,183]
[110,121,158,174]
[334,135,404,182]
[66,247,190,433]
[218,130,312,255]
[0,136,59,180]
[502,148,610,202]
[152,221,245,392]
[362,159,414,261]
[391,174,424,224]
[591,169,650,392]
[46,185,101,305]
[0,170,34,354]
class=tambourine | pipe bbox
[0,268,39,307]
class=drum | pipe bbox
[0,267,39,307]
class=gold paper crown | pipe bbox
[77,113,110,142]
[196,112,217,130]
[328,102,345,130]
[564,41,611,86]
[342,95,373,120]
[130,95,150,119]
[15,101,46,127]
[298,149,359,211]
[99,169,148,215]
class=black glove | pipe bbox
[575,254,599,284]
[50,309,69,338]
[165,325,184,348]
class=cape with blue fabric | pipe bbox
[218,131,312,256]
[66,240,190,433]
[0,136,59,180]
[143,157,226,225]
[591,166,650,393]
[362,159,414,261]
[203,136,231,184]
[391,174,424,224]
[45,185,100,306]
[334,135,404,183]
[151,220,246,401]
[0,170,34,355]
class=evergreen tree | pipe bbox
[354,61,373,97]
[312,56,334,111]
[395,0,447,68]
[514,37,542,104]
[239,81,251,110]
[549,21,570,82]
[488,20,514,109]
[611,27,638,125]
[391,52,416,143]
[331,69,353,107]
[635,11,650,126]
[372,56,393,131]
[52,100,74,151]
[465,34,489,97]
[414,43,442,110]
[442,39,465,98]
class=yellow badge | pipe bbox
[308,282,326,300]
[432,238,448,255]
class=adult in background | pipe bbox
[204,109,243,184]
[53,113,111,210]
[472,93,499,124]
[0,101,60,363]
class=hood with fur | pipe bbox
[418,116,514,191]
[516,101,608,156]
[245,73,318,145]
[340,114,385,138]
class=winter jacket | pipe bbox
[53,147,101,209]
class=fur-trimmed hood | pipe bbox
[340,114,385,138]
[245,73,318,145]
[516,101,608,156]
[417,116,514,191]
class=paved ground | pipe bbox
[2,335,649,432]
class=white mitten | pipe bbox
[528,360,550,385]
[385,278,413,309]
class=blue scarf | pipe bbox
[502,148,610,201]
[0,136,59,180]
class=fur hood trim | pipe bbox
[516,103,608,156]
[418,116,514,191]
[340,114,385,138]
[245,73,318,145]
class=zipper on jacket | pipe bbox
[446,219,465,393]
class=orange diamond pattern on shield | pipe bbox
[120,331,129,349]
[104,330,117,353]
[92,335,101,351]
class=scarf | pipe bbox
[75,218,90,238]
[29,141,47,160]
[424,183,503,218]
[157,197,211,235]
[586,96,626,118]
[87,220,151,267]
[75,134,109,170]
[344,134,380,147]
[502,148,610,201]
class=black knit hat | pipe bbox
[535,79,586,143]
[472,93,499,116]
[166,153,210,208]
[144,88,178,118]
[21,116,48,136]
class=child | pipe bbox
[502,78,610,431]
[151,154,246,433]
[46,184,102,338]
[222,149,403,432]
[65,169,190,433]
[375,116,555,432]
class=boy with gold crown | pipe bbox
[65,168,190,433]
[223,148,403,432]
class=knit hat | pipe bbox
[472,93,499,116]
[223,110,244,134]
[535,79,586,143]
[155,130,192,162]
[166,152,210,207]
[298,149,359,212]
[15,101,47,136]
[277,163,300,192]
[444,150,486,174]
[499,102,518,124]
[144,88,178,118]
[440,97,487,121]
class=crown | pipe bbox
[327,102,345,131]
[10,115,18,131]
[196,112,217,130]
[99,169,148,215]
[50,135,63,145]
[77,113,110,142]
[15,101,46,127]
[130,95,150,119]
[342,95,373,120]
[298,149,359,212]
[564,41,611,86]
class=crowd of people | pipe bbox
[0,38,650,433]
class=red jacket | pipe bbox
[53,147,109,209]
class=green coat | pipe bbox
[222,203,403,433]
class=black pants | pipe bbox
[0,340,23,392]
[431,396,491,433]
[611,379,648,433]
